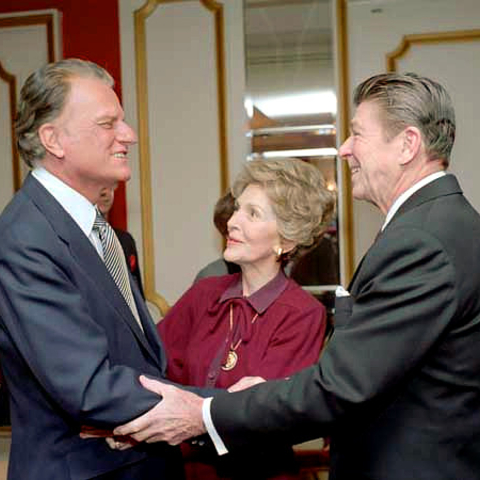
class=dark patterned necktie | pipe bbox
[93,209,143,332]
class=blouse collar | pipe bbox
[219,269,289,314]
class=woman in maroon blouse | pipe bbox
[158,158,335,480]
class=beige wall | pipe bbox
[119,0,247,310]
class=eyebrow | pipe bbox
[96,114,117,122]
[239,199,264,212]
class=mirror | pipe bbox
[243,0,339,305]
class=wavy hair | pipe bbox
[15,58,113,167]
[231,158,336,262]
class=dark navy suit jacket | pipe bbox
[0,175,184,479]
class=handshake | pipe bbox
[80,374,266,449]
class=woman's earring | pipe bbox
[276,246,283,258]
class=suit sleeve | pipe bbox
[210,226,458,448]
[0,228,163,428]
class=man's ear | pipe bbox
[38,123,64,158]
[399,126,422,165]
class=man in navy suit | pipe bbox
[114,73,480,480]
[0,59,184,479]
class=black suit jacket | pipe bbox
[114,228,145,299]
[210,174,480,480]
[0,175,183,480]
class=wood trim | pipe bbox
[336,0,355,283]
[0,61,19,191]
[387,29,480,71]
[0,14,55,62]
[202,0,230,193]
[0,12,57,194]
[134,0,229,315]
[134,0,170,316]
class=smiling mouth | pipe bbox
[113,153,127,159]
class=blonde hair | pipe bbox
[232,158,335,261]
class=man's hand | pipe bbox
[227,376,266,392]
[113,375,206,445]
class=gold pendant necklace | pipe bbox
[221,304,258,371]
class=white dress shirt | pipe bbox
[382,171,446,231]
[32,167,103,258]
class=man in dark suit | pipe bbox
[0,59,183,479]
[114,73,480,480]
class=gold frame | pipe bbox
[336,0,354,283]
[134,0,229,315]
[387,29,480,71]
[0,60,19,191]
[0,13,56,192]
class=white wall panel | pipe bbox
[120,0,246,309]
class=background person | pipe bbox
[0,59,184,479]
[194,191,240,282]
[98,185,145,298]
[157,158,335,479]
[116,72,480,480]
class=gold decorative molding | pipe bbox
[0,13,57,193]
[0,61,19,191]
[0,14,56,64]
[387,29,480,72]
[336,0,354,284]
[134,0,229,315]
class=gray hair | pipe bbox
[353,72,456,167]
[15,58,114,167]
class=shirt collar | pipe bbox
[219,270,289,314]
[32,167,97,237]
[382,171,446,231]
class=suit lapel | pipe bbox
[23,175,163,370]
[389,174,462,228]
[348,174,461,293]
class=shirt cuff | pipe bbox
[202,397,228,456]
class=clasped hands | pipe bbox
[80,374,265,450]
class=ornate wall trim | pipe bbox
[0,61,19,191]
[134,0,229,314]
[387,29,480,71]
[0,14,55,62]
[0,12,57,192]
[336,0,354,283]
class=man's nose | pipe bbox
[118,121,137,144]
[338,136,352,159]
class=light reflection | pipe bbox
[254,90,337,118]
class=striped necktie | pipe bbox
[93,209,143,332]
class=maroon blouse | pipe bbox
[157,270,326,389]
[157,271,327,480]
